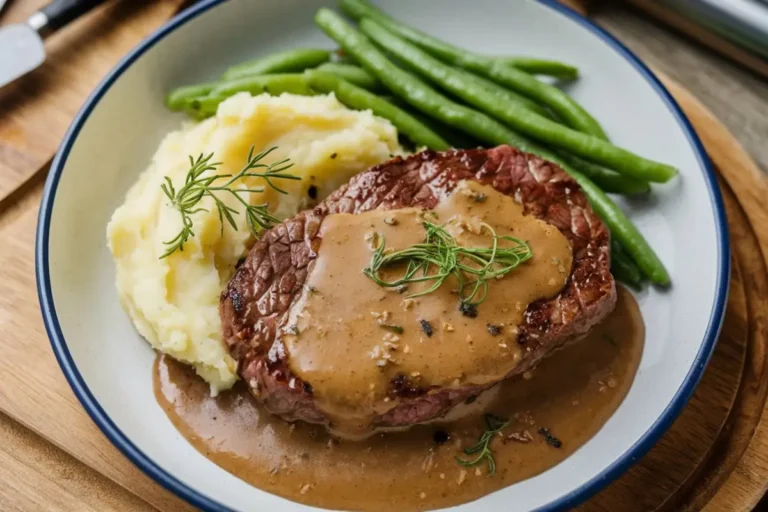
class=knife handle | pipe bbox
[38,0,109,32]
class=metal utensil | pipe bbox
[0,0,108,88]
[651,0,768,61]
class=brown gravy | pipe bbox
[155,287,643,511]
[281,180,573,436]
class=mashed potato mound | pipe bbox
[108,93,402,394]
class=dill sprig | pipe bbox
[159,146,299,258]
[363,221,532,308]
[455,414,509,475]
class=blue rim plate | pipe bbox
[35,0,729,510]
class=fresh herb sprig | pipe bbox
[455,414,509,475]
[364,221,532,308]
[160,146,299,258]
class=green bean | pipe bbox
[384,96,481,149]
[221,48,331,80]
[340,0,579,79]
[330,50,358,64]
[611,240,645,289]
[496,57,579,81]
[209,73,314,97]
[316,10,526,146]
[407,112,480,149]
[188,74,315,117]
[559,153,650,196]
[455,68,550,117]
[457,68,649,195]
[167,63,380,113]
[169,75,316,114]
[360,19,677,183]
[339,0,604,138]
[166,82,219,111]
[315,63,383,91]
[316,9,670,284]
[305,71,449,150]
[468,60,607,138]
[186,95,227,117]
[573,172,670,285]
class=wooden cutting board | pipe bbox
[0,0,188,205]
[0,1,767,511]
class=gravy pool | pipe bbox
[155,286,643,511]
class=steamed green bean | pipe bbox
[221,48,331,80]
[559,154,650,196]
[305,70,449,150]
[189,74,314,116]
[360,19,677,183]
[496,57,579,81]
[315,63,383,91]
[166,82,219,111]
[339,0,604,138]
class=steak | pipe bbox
[220,145,616,431]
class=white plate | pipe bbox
[36,1,729,510]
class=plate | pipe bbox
[35,0,729,510]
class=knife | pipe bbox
[0,0,108,88]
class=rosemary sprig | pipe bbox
[455,414,509,475]
[363,221,532,308]
[159,146,299,258]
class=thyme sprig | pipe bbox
[455,414,509,475]
[160,146,299,258]
[363,221,532,308]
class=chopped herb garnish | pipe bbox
[537,427,562,448]
[364,221,532,311]
[455,414,509,475]
[379,323,404,335]
[419,319,434,337]
[159,146,299,258]
[487,323,501,336]
[287,325,300,335]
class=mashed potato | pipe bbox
[108,93,402,394]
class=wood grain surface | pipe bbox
[0,411,153,512]
[0,0,187,205]
[0,1,767,511]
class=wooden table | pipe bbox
[595,5,768,177]
[1,2,767,511]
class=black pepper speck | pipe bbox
[459,302,477,318]
[433,430,450,445]
[538,427,562,448]
[487,324,501,336]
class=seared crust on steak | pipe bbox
[220,145,616,429]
